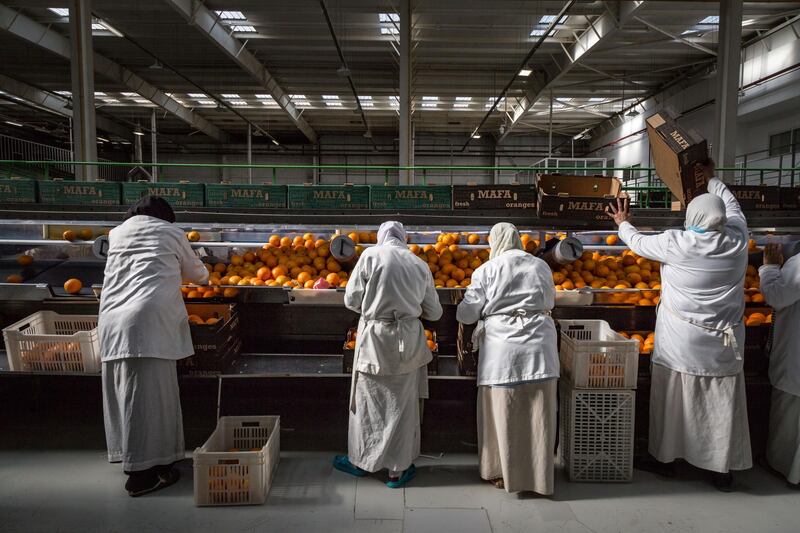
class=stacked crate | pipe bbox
[558,319,639,482]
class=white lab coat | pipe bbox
[344,239,442,473]
[618,178,749,377]
[98,215,209,362]
[456,249,559,386]
[344,240,443,376]
[759,255,800,396]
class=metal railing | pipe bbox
[0,159,798,209]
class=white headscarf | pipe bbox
[488,222,523,260]
[685,193,727,233]
[376,221,407,247]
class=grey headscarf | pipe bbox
[488,222,524,260]
[684,193,726,233]
[376,221,407,247]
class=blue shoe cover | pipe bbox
[333,455,367,477]
[386,464,416,488]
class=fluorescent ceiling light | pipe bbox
[359,95,373,101]
[539,15,567,25]
[326,102,343,107]
[97,136,109,142]
[559,97,573,102]
[290,94,306,99]
[229,100,248,106]
[230,25,256,33]
[588,97,605,102]
[519,69,532,77]
[96,20,124,37]
[133,125,145,136]
[421,102,438,108]
[322,95,340,100]
[198,100,215,105]
[188,93,206,98]
[453,103,469,108]
[132,98,150,104]
[272,139,279,146]
[422,96,438,101]
[380,27,399,35]
[5,120,23,127]
[261,101,278,106]
[94,92,107,96]
[55,90,71,96]
[215,10,246,20]
[472,133,481,139]
[360,102,373,107]
[379,13,400,35]
[455,96,472,101]
[221,93,240,98]
[379,13,400,22]
[121,92,138,97]
[102,98,119,103]
[742,19,757,27]
[295,101,311,107]
[49,8,69,17]
[255,94,274,100]
[699,16,719,25]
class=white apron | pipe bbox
[767,388,800,484]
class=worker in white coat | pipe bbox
[760,241,800,488]
[99,196,209,497]
[456,222,559,495]
[606,165,752,491]
[334,221,442,488]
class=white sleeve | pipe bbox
[707,177,748,237]
[177,233,209,284]
[759,258,800,310]
[618,221,671,264]
[457,269,486,324]
[344,255,368,313]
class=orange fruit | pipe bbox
[326,273,340,286]
[606,234,619,246]
[187,231,201,242]
[16,255,33,266]
[297,272,312,284]
[64,278,82,294]
[274,275,290,285]
[451,268,466,282]
[467,234,480,244]
[186,290,201,299]
[223,287,239,298]
[317,243,330,258]
[268,235,281,247]
[427,339,437,351]
[78,229,93,240]
[561,280,575,290]
[424,330,433,340]
[243,252,256,263]
[272,266,287,279]
[230,255,244,266]
[62,230,76,241]
[751,293,765,303]
[228,275,242,285]
[638,298,655,306]
[748,239,757,251]
[213,262,226,273]
[6,274,23,283]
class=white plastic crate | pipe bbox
[3,311,100,373]
[194,416,280,506]
[560,382,635,482]
[559,319,639,389]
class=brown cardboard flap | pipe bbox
[537,174,622,198]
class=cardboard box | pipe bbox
[452,184,537,210]
[728,185,781,211]
[646,111,709,207]
[370,185,452,210]
[780,187,799,210]
[537,174,625,222]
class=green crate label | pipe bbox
[38,181,120,205]
[205,184,287,208]
[123,182,204,207]
[287,186,370,209]
[0,180,36,203]
[370,186,451,210]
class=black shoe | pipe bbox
[635,457,677,478]
[125,467,180,497]
[712,472,734,492]
[787,481,800,491]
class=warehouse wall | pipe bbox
[588,22,800,186]
[153,132,567,185]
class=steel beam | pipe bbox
[0,73,132,141]
[164,0,317,145]
[633,16,718,57]
[150,108,158,182]
[497,1,647,144]
[0,2,227,143]
[714,0,743,168]
[69,0,97,180]
[399,0,413,185]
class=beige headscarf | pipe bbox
[488,222,524,260]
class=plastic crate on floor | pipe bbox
[558,319,639,389]
[2,311,100,373]
[560,382,635,482]
[193,416,280,506]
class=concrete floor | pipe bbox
[0,451,797,533]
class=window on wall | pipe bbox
[769,130,794,156]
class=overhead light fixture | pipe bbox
[422,96,438,101]
[197,100,215,105]
[326,102,343,107]
[188,93,206,98]
[255,94,274,100]
[322,95,340,100]
[455,96,472,101]
[519,69,532,77]
[229,100,248,106]
[699,16,720,25]
[5,120,23,127]
[97,136,110,142]
[421,102,438,108]
[359,96,373,101]
[472,133,481,139]
[121,92,138,97]
[271,139,279,146]
[742,19,757,27]
[230,25,257,33]
[453,103,469,108]
[48,8,69,17]
[133,124,145,136]
[221,93,240,99]
[215,10,246,20]
[94,92,107,97]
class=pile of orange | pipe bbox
[744,311,772,327]
[345,327,437,351]
[743,264,765,303]
[557,250,662,306]
[619,331,655,354]
[187,312,223,326]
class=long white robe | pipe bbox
[103,357,185,472]
[649,363,752,473]
[344,235,442,473]
[767,388,800,484]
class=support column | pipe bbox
[714,0,743,171]
[398,0,413,185]
[247,124,252,184]
[150,109,158,182]
[69,0,97,180]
